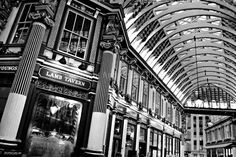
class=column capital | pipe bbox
[29,3,55,27]
[100,15,126,54]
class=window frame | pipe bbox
[119,61,128,95]
[142,80,149,108]
[57,8,94,60]
[131,70,140,102]
[9,2,37,44]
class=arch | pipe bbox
[172,66,236,93]
[177,74,236,97]
[152,34,236,71]
[129,1,236,43]
[181,81,236,104]
[138,11,236,54]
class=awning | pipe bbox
[205,143,232,149]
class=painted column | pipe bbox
[86,50,115,156]
[0,3,54,140]
[146,125,151,157]
[121,116,128,157]
[103,107,112,153]
[162,133,166,157]
[107,111,117,157]
[135,121,141,156]
[232,147,236,157]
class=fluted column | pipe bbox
[0,3,54,140]
[86,50,115,156]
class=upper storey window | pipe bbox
[131,70,140,102]
[11,3,35,44]
[119,61,128,95]
[59,10,92,60]
[142,80,149,108]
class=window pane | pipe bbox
[83,19,91,38]
[120,62,128,94]
[12,3,35,44]
[27,93,83,157]
[153,132,157,146]
[140,128,146,142]
[59,10,92,60]
[74,15,83,34]
[69,34,79,55]
[77,37,86,58]
[131,71,139,101]
[65,11,76,31]
[59,30,71,52]
[19,4,30,22]
[143,81,149,108]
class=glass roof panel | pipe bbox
[123,0,236,107]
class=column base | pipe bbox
[79,148,105,157]
[0,137,22,156]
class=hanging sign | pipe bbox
[39,67,91,90]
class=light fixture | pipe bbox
[193,36,204,107]
[59,56,67,64]
[50,104,59,115]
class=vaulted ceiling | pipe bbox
[123,0,236,108]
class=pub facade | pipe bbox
[0,0,185,157]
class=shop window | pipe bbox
[150,129,162,157]
[131,70,140,102]
[26,93,83,157]
[119,61,128,95]
[139,128,147,157]
[140,128,147,142]
[11,3,35,44]
[58,10,92,60]
[199,140,203,150]
[112,118,123,157]
[0,74,14,121]
[194,140,197,150]
[142,81,149,108]
[126,123,136,157]
[0,87,10,120]
[114,119,122,136]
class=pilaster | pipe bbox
[121,115,129,157]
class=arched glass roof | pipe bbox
[123,0,236,108]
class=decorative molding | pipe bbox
[100,15,126,55]
[29,3,55,27]
[36,80,89,100]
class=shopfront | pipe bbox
[125,119,137,157]
[149,128,162,157]
[22,66,92,157]
[0,64,17,120]
[139,125,147,157]
[112,114,123,157]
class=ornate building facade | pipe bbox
[0,0,184,157]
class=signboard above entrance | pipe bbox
[39,67,91,90]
